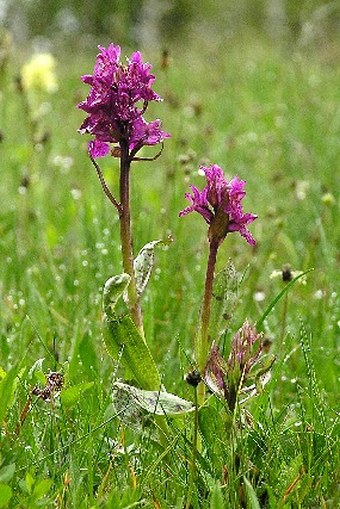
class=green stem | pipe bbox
[119,139,144,337]
[185,386,198,509]
[197,239,219,405]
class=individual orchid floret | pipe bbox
[179,164,257,246]
[204,321,275,412]
[78,43,170,158]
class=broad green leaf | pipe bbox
[0,365,20,426]
[0,484,12,508]
[28,358,46,384]
[32,479,53,499]
[0,464,15,483]
[199,406,229,446]
[25,472,34,494]
[103,273,131,315]
[103,275,161,391]
[112,382,194,429]
[209,481,224,509]
[134,237,173,297]
[61,382,94,408]
[243,477,261,509]
[209,261,241,341]
[79,333,99,374]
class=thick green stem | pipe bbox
[119,139,144,337]
[197,239,219,405]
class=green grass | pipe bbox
[0,35,339,508]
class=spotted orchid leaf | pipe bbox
[134,236,173,297]
[112,381,194,430]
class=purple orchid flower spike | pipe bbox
[180,164,257,246]
[78,43,170,158]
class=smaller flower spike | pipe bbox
[227,320,263,374]
[179,164,257,245]
[78,44,170,157]
[204,321,275,412]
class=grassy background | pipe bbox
[0,11,339,509]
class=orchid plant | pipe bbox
[78,44,170,335]
[77,43,278,435]
[179,164,258,404]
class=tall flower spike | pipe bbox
[78,43,170,157]
[179,164,257,246]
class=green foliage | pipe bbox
[0,484,12,508]
[0,29,339,508]
[112,382,193,433]
[61,381,95,408]
[0,365,20,427]
[103,274,161,390]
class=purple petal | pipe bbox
[88,140,110,158]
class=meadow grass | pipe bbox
[0,37,339,508]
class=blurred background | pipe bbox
[1,0,340,58]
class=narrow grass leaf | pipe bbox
[256,269,314,329]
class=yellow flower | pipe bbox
[21,53,58,93]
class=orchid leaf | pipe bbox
[209,260,241,340]
[103,274,161,391]
[134,236,173,297]
[112,382,194,430]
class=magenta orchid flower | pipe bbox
[179,164,257,246]
[78,44,170,158]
